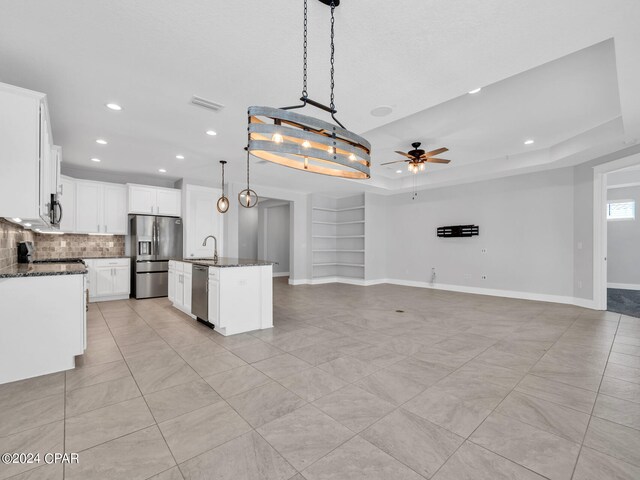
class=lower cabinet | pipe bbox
[168,260,193,315]
[85,258,130,302]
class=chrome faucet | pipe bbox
[202,235,218,263]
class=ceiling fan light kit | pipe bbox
[247,0,371,179]
[382,142,452,175]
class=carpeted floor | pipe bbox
[608,288,640,317]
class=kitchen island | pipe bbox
[169,258,274,336]
[0,262,87,384]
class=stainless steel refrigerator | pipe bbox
[130,215,183,299]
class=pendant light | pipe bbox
[247,0,370,179]
[216,160,229,213]
[239,149,259,208]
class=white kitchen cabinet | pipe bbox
[168,261,194,316]
[156,188,181,216]
[128,185,156,215]
[75,180,127,234]
[205,265,273,336]
[58,175,76,233]
[76,181,102,233]
[128,184,181,216]
[0,82,57,226]
[168,261,176,303]
[183,184,224,258]
[84,258,130,302]
[103,184,128,234]
[208,277,219,326]
[0,273,86,384]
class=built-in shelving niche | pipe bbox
[311,193,365,281]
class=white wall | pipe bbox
[225,182,309,283]
[238,206,258,259]
[607,185,640,287]
[364,192,388,281]
[382,168,576,298]
[573,161,595,300]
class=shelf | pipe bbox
[313,263,365,267]
[313,235,365,239]
[312,220,365,225]
[312,206,365,212]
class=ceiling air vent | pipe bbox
[190,95,225,112]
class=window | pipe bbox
[607,200,635,220]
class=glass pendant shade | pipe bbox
[216,196,229,213]
[238,189,258,208]
[216,160,229,214]
[247,106,370,179]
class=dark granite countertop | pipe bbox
[181,257,276,268]
[0,263,88,278]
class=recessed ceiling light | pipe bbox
[176,155,185,160]
[105,103,122,111]
[12,218,22,222]
[370,105,393,117]
[91,158,101,162]
[524,139,535,145]
[468,87,482,94]
[158,168,167,173]
[96,139,107,145]
[24,223,31,227]
[396,169,402,174]
[206,130,217,136]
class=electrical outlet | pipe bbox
[578,280,583,289]
[481,248,487,254]
[481,275,487,280]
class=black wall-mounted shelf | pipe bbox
[437,225,479,238]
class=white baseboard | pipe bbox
[89,294,130,303]
[288,277,600,310]
[273,272,290,278]
[608,282,640,291]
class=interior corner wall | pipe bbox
[364,192,388,281]
[384,168,576,299]
[238,206,259,259]
[259,203,290,274]
[607,185,640,287]
[573,162,595,300]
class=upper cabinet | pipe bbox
[58,175,76,233]
[76,180,127,234]
[128,184,181,217]
[0,82,58,227]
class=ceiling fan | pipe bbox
[381,142,451,174]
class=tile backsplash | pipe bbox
[0,218,126,269]
[35,233,125,260]
[0,219,35,270]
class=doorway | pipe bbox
[593,153,640,312]
[605,165,640,316]
[238,197,292,279]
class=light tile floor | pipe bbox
[1,279,640,479]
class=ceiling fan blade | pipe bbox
[394,151,414,159]
[380,160,408,166]
[425,158,451,164]
[422,147,449,157]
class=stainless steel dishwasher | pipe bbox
[191,265,212,328]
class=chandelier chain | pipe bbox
[330,0,336,111]
[246,150,250,188]
[302,0,308,99]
